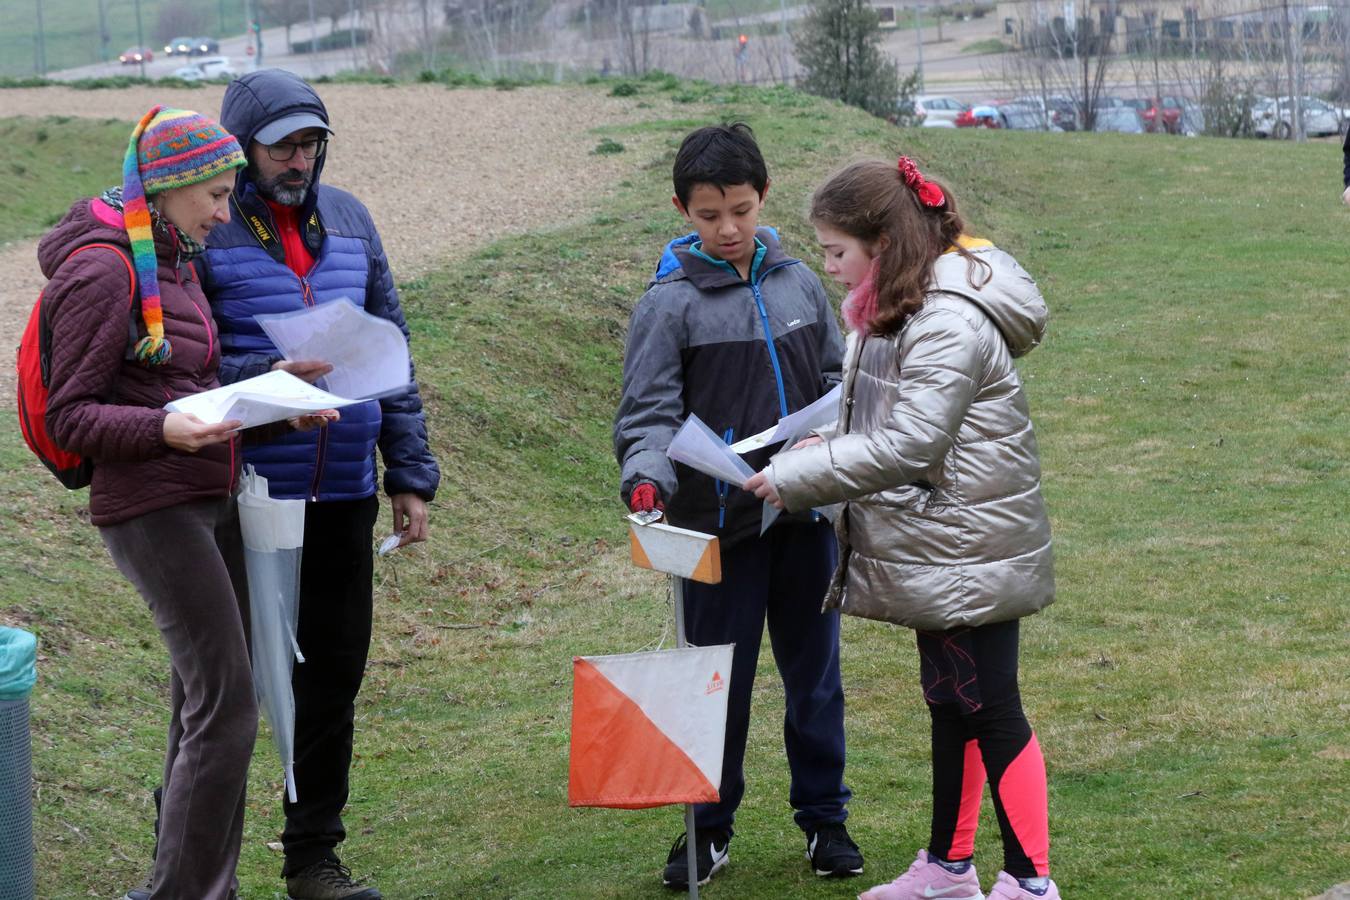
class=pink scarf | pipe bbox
[840,258,881,334]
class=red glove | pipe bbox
[629,482,664,513]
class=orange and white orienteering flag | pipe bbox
[569,644,734,809]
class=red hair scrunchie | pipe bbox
[897,156,946,208]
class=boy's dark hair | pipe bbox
[672,123,768,207]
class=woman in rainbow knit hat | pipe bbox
[38,106,334,899]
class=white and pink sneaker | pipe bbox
[986,870,1061,899]
[857,849,985,900]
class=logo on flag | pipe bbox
[569,644,734,809]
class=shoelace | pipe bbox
[308,861,359,886]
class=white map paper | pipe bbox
[730,385,841,455]
[666,414,756,485]
[166,370,358,429]
[256,298,411,400]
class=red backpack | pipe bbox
[16,243,136,489]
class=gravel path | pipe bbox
[0,83,653,401]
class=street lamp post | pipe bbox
[914,4,925,92]
[133,0,147,79]
[34,0,47,75]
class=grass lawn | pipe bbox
[1,79,1347,898]
[0,116,128,245]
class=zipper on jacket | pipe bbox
[300,277,316,308]
[714,427,733,529]
[308,420,329,501]
[750,269,792,419]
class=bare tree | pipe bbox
[994,2,1115,131]
[616,0,654,76]
[155,1,208,44]
[258,0,310,49]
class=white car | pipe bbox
[916,95,969,127]
[1252,96,1340,138]
[177,56,237,81]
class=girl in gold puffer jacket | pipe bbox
[748,158,1060,900]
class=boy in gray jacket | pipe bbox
[613,123,860,889]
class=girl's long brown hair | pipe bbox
[810,160,990,336]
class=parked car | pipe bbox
[1093,107,1146,134]
[1179,100,1205,136]
[956,103,1001,128]
[191,37,220,56]
[163,36,194,56]
[1252,96,1340,138]
[997,103,1063,131]
[1012,95,1079,130]
[1139,96,1184,134]
[915,95,969,127]
[118,46,153,65]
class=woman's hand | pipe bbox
[163,412,241,452]
[790,435,825,451]
[272,359,334,384]
[289,409,340,432]
[745,470,784,510]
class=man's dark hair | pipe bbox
[672,123,768,207]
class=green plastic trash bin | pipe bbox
[0,626,36,900]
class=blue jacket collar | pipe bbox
[653,226,790,288]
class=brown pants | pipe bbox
[100,497,257,900]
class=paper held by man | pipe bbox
[165,298,411,428]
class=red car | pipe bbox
[1137,96,1183,134]
[955,104,1001,128]
[118,46,154,65]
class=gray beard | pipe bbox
[253,167,312,207]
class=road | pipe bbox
[48,12,378,83]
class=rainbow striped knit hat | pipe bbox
[122,105,245,365]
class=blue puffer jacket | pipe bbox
[200,69,439,502]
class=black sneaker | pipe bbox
[806,821,864,877]
[121,875,152,900]
[285,859,383,900]
[662,829,731,889]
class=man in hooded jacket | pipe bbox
[198,68,439,900]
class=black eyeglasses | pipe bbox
[265,138,328,162]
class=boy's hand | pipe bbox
[791,435,825,450]
[629,482,664,513]
[745,470,784,510]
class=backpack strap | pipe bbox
[38,244,138,386]
[66,243,139,357]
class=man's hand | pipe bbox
[390,493,429,547]
[790,435,825,451]
[745,470,784,510]
[272,359,334,384]
[163,412,241,452]
[289,409,340,431]
[629,482,664,513]
[1342,186,1350,206]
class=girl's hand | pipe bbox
[289,409,340,432]
[790,435,824,451]
[163,412,242,452]
[744,470,784,510]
